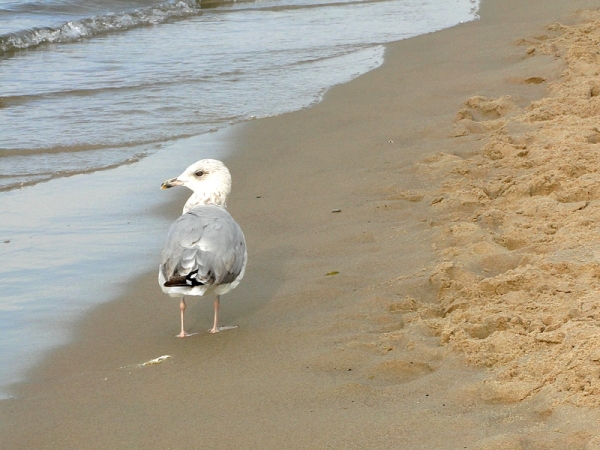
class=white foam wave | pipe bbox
[0,0,200,53]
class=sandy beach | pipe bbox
[4,0,600,448]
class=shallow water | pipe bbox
[0,131,233,396]
[0,0,479,397]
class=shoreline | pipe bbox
[0,130,236,397]
[4,0,600,447]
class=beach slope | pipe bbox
[3,0,600,448]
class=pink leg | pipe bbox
[176,297,192,338]
[208,296,220,333]
[208,296,238,333]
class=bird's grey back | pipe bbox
[160,205,246,287]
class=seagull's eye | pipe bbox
[194,170,205,177]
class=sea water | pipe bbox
[0,0,479,397]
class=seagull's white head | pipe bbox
[161,159,232,213]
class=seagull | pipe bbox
[159,159,247,337]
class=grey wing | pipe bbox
[160,206,246,287]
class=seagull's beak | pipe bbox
[161,177,184,189]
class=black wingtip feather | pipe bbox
[164,272,206,287]
[163,276,188,287]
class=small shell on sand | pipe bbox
[141,355,172,366]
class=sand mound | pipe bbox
[416,10,600,407]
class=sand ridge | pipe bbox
[408,9,600,407]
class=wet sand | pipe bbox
[3,0,600,448]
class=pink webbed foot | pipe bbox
[176,331,199,338]
[208,325,238,334]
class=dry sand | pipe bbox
[4,0,600,448]
[423,10,600,408]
